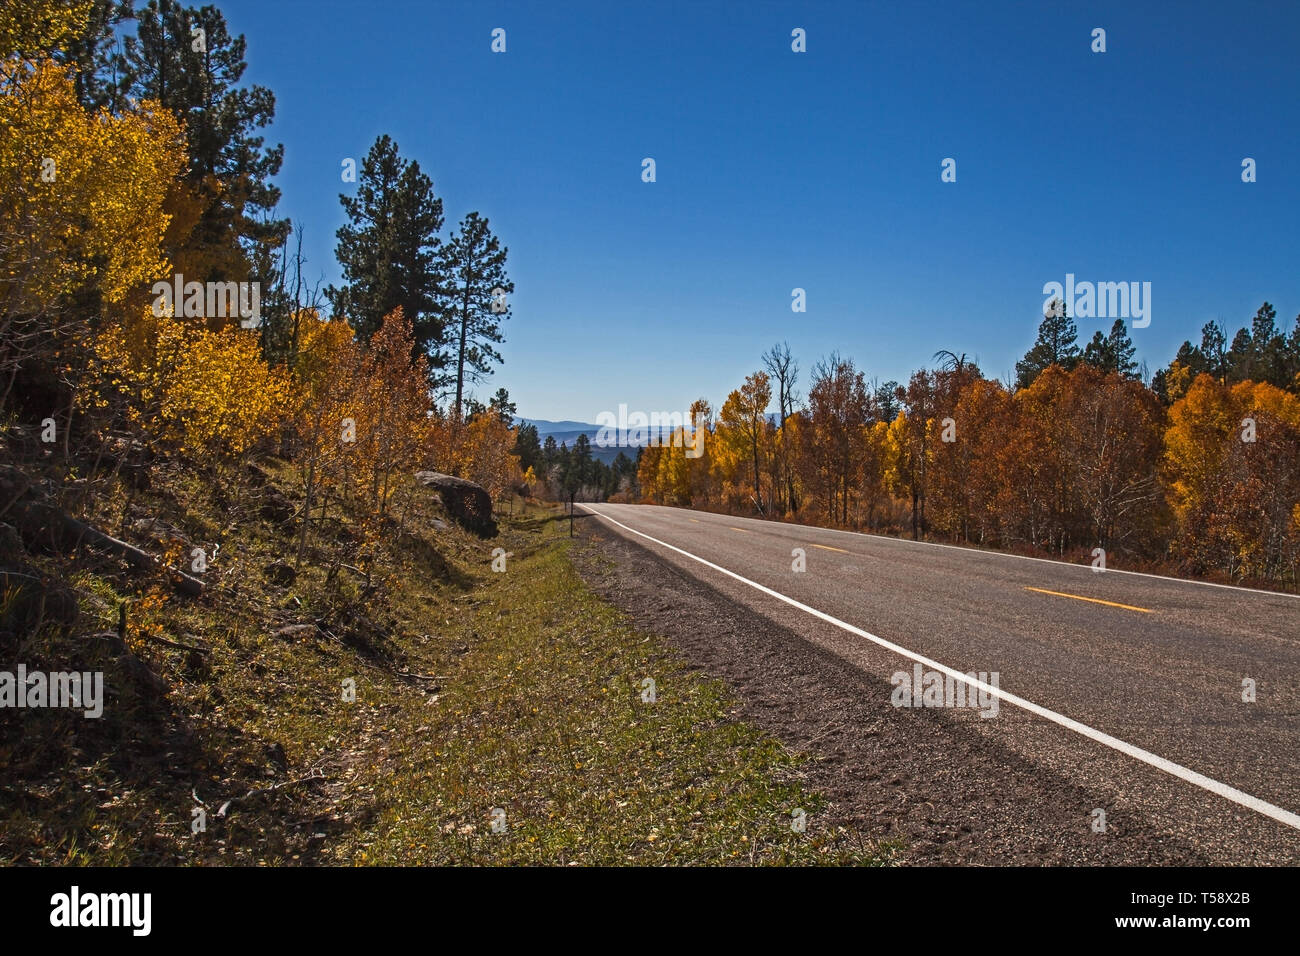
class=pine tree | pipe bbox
[327,135,448,364]
[58,0,132,111]
[118,0,287,283]
[440,211,513,419]
[1082,331,1113,372]
[1200,321,1228,381]
[1227,327,1254,381]
[1285,314,1300,391]
[1250,302,1285,386]
[1016,297,1080,388]
[488,387,516,425]
[513,423,542,473]
[1107,319,1138,378]
[569,433,593,494]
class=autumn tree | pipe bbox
[91,306,294,462]
[291,313,360,565]
[345,307,431,516]
[806,355,869,525]
[1165,375,1300,581]
[1057,365,1164,551]
[927,352,982,541]
[762,342,799,513]
[950,378,1015,545]
[718,371,772,512]
[0,0,97,62]
[0,56,184,416]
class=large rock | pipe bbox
[415,472,497,535]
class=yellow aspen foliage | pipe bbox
[1165,374,1300,578]
[1164,359,1195,404]
[453,413,523,501]
[636,442,663,502]
[92,307,294,459]
[0,0,94,58]
[288,312,361,560]
[334,308,431,514]
[294,309,358,394]
[0,59,185,316]
[1164,373,1246,523]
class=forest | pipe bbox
[634,306,1300,589]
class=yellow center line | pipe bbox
[810,543,850,554]
[1023,586,1154,614]
[688,518,700,523]
[729,526,748,533]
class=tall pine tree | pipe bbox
[1016,297,1080,388]
[327,135,448,364]
[118,0,287,284]
[439,211,513,418]
[1083,319,1139,377]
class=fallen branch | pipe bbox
[216,768,326,818]
[9,493,204,596]
[138,631,210,654]
[395,670,447,682]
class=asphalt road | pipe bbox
[580,502,1300,863]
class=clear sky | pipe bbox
[219,0,1299,421]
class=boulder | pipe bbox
[415,472,497,536]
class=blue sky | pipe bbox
[220,0,1299,420]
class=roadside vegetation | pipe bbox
[1,465,885,864]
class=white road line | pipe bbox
[629,502,1300,600]
[582,504,1300,833]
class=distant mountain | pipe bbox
[516,418,601,435]
[515,418,628,465]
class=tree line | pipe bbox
[636,303,1300,588]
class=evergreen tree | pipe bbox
[570,433,593,492]
[119,0,287,282]
[1285,314,1300,391]
[1016,297,1080,388]
[1173,339,1206,376]
[1082,331,1112,372]
[513,423,542,473]
[873,380,900,422]
[488,387,517,425]
[440,211,513,418]
[59,0,132,111]
[1226,326,1254,381]
[1250,302,1285,386]
[327,135,448,361]
[1200,320,1228,381]
[1107,319,1138,377]
[1150,367,1170,404]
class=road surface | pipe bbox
[578,502,1300,864]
